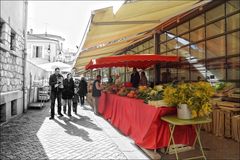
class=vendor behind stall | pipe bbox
[92,75,103,115]
[162,68,171,83]
[139,71,148,86]
[130,68,140,88]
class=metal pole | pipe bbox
[154,32,160,85]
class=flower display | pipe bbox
[163,82,215,118]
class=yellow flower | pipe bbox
[192,110,197,118]
[198,110,205,117]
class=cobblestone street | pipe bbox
[0,103,148,160]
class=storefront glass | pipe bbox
[206,4,224,23]
[227,31,240,55]
[206,36,225,58]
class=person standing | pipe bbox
[108,75,113,84]
[49,67,64,119]
[62,73,74,116]
[139,71,148,86]
[72,87,79,114]
[78,77,88,106]
[92,75,102,115]
[114,74,121,85]
[130,68,140,88]
[162,68,171,83]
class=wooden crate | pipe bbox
[212,109,225,137]
[231,115,240,142]
[211,107,240,139]
[202,113,213,133]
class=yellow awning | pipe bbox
[83,0,209,49]
[75,0,210,71]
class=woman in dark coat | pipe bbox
[62,73,74,116]
[78,77,88,106]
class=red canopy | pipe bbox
[85,54,180,70]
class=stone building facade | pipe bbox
[0,1,28,123]
[27,31,65,65]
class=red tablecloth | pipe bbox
[98,92,196,149]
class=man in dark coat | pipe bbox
[78,77,88,106]
[130,68,140,88]
[49,67,64,119]
[62,73,74,116]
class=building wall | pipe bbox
[0,1,27,123]
[27,40,59,64]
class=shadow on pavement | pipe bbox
[54,117,93,142]
[70,115,102,131]
[0,106,50,160]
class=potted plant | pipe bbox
[163,82,215,119]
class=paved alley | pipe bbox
[0,103,148,160]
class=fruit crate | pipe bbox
[231,115,240,142]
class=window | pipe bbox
[227,31,240,55]
[190,14,204,29]
[191,64,206,81]
[160,33,166,42]
[160,43,167,53]
[32,46,43,58]
[227,56,240,80]
[178,46,190,59]
[206,4,225,23]
[206,19,225,38]
[11,100,17,116]
[168,28,177,37]
[166,50,177,56]
[226,0,240,15]
[227,13,240,31]
[178,64,190,81]
[0,103,6,123]
[191,42,205,60]
[177,33,189,48]
[177,21,189,35]
[206,36,225,58]
[10,31,16,51]
[0,21,3,43]
[166,38,177,51]
[190,27,205,42]
[206,58,226,81]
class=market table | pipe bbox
[98,92,196,150]
[161,115,212,160]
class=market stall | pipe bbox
[98,92,195,149]
[85,54,198,150]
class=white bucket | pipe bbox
[177,104,192,119]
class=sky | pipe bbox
[28,1,124,52]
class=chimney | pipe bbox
[30,29,33,34]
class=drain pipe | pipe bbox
[22,0,28,113]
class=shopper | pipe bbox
[78,77,88,106]
[62,73,74,116]
[72,87,79,114]
[139,71,148,86]
[92,75,102,115]
[130,68,140,88]
[49,67,64,119]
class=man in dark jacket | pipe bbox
[130,68,140,88]
[49,67,64,119]
[78,77,88,106]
